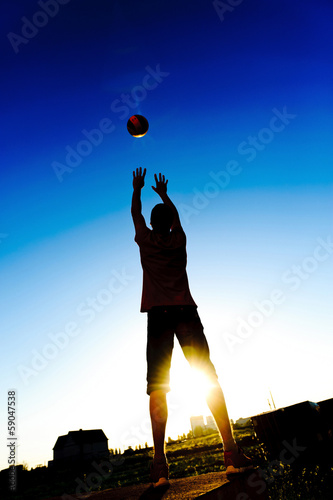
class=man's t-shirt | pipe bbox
[135,224,197,312]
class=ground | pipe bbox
[43,472,233,499]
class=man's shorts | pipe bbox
[146,305,219,395]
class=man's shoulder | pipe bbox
[134,223,150,244]
[172,225,186,240]
[171,222,185,233]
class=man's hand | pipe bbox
[152,173,168,196]
[151,172,181,228]
[133,167,146,190]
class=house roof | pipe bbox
[53,429,108,450]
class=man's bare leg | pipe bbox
[206,384,237,451]
[150,390,168,460]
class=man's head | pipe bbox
[150,204,174,233]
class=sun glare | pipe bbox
[170,354,213,417]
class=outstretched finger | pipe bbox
[142,167,147,178]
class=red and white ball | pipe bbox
[127,114,149,138]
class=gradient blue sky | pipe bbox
[1,0,332,469]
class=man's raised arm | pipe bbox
[131,167,146,229]
[152,173,181,228]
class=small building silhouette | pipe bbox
[206,415,218,432]
[235,417,252,427]
[190,416,217,437]
[49,429,109,469]
[190,416,205,437]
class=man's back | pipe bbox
[135,225,196,312]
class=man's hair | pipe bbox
[150,204,174,232]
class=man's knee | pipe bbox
[147,383,170,396]
[149,389,168,397]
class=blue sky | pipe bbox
[1,0,332,470]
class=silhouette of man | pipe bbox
[131,167,252,487]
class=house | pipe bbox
[49,429,109,468]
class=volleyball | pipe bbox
[127,114,149,138]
